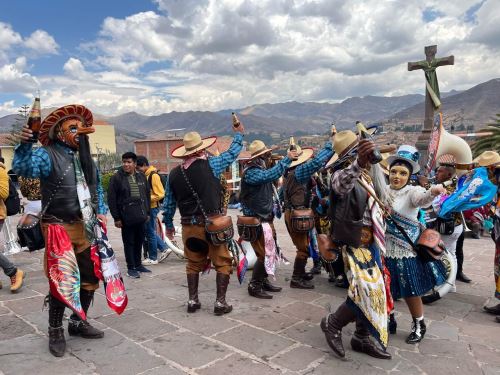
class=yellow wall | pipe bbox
[88,125,116,155]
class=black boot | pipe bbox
[456,271,471,283]
[214,273,233,315]
[47,294,66,357]
[406,317,426,344]
[186,273,201,313]
[68,290,104,339]
[262,278,282,292]
[320,302,355,358]
[248,260,273,299]
[351,319,392,359]
[309,258,322,275]
[388,313,397,334]
[484,304,500,315]
[290,258,314,289]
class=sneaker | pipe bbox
[158,250,169,263]
[10,269,25,293]
[136,265,152,273]
[127,269,140,278]
[142,258,158,265]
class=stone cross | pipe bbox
[408,45,454,169]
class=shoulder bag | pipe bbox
[180,167,234,245]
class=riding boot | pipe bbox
[214,273,233,315]
[68,289,104,339]
[290,258,314,289]
[388,313,397,334]
[320,302,355,358]
[47,294,66,357]
[186,273,201,313]
[351,319,392,359]
[309,258,322,275]
[248,260,273,299]
[262,277,282,292]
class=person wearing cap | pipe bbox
[13,104,108,357]
[240,140,297,299]
[162,121,244,315]
[476,151,500,321]
[384,145,447,344]
[321,130,392,360]
[283,141,333,289]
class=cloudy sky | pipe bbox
[0,0,498,117]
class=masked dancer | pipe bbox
[13,105,108,357]
[384,146,446,344]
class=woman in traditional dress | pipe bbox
[384,146,446,344]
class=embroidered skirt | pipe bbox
[385,256,447,299]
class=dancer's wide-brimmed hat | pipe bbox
[289,145,314,168]
[39,104,94,146]
[248,140,273,160]
[473,151,500,168]
[171,132,217,158]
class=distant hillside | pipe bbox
[392,79,500,126]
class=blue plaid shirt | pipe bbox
[241,156,292,216]
[162,133,244,229]
[294,141,333,184]
[12,142,108,215]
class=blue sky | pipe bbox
[0,0,498,116]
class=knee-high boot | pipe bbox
[47,294,66,357]
[187,273,201,313]
[68,289,104,339]
[214,273,233,315]
[320,302,355,358]
[248,260,273,299]
[351,319,391,359]
[290,258,314,289]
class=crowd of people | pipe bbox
[2,102,499,362]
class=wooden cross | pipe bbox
[408,45,454,168]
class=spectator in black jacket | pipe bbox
[108,152,151,278]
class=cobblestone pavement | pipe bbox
[0,210,499,375]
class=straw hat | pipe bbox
[473,151,500,167]
[39,104,94,146]
[171,132,217,158]
[289,145,314,168]
[387,145,421,174]
[325,130,358,168]
[248,140,273,160]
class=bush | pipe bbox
[100,171,116,202]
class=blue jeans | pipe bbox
[146,207,160,260]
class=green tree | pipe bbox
[471,114,500,157]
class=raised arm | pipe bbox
[295,142,333,184]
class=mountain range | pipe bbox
[1,78,498,152]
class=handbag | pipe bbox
[237,215,262,242]
[317,234,338,263]
[180,167,234,245]
[290,208,315,232]
[389,217,445,263]
[17,213,44,251]
[121,196,148,226]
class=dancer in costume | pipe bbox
[162,122,244,315]
[13,105,108,357]
[310,169,331,276]
[384,145,446,344]
[320,131,391,360]
[477,151,500,321]
[283,141,333,289]
[240,141,296,299]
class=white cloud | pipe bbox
[0,57,39,93]
[1,0,499,117]
[24,30,59,55]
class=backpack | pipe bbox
[148,172,168,205]
[5,177,21,216]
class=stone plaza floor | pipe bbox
[0,209,499,375]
